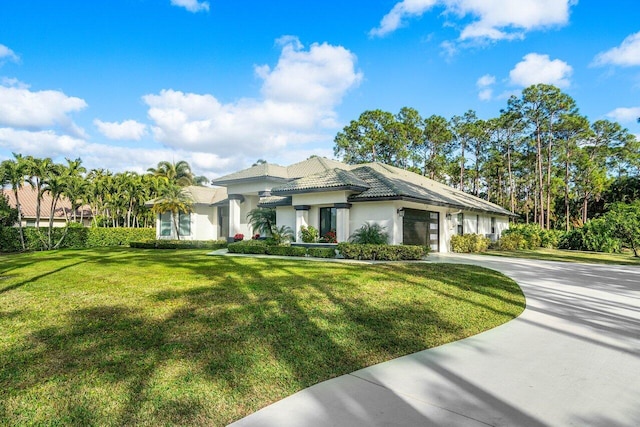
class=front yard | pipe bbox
[0,248,525,426]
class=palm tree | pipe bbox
[1,155,28,250]
[25,156,54,229]
[150,185,193,240]
[147,160,197,187]
[246,207,276,236]
[42,163,68,249]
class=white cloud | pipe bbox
[0,44,19,64]
[476,74,496,101]
[593,32,640,67]
[370,0,575,42]
[143,37,362,158]
[170,0,209,13]
[0,84,87,133]
[509,53,573,88]
[606,107,640,124]
[94,119,147,141]
[370,0,437,37]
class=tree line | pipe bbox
[334,84,640,230]
[1,156,204,250]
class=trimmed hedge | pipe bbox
[0,226,155,253]
[336,243,427,260]
[129,239,227,250]
[227,240,268,254]
[451,234,490,253]
[306,247,336,258]
[265,245,307,257]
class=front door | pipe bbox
[403,209,439,252]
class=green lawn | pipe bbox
[483,248,640,265]
[0,248,525,426]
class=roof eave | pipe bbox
[272,185,368,196]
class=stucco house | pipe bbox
[2,186,92,228]
[154,157,515,253]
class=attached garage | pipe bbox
[402,208,439,252]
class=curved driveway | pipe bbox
[230,254,640,427]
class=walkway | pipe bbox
[229,254,640,427]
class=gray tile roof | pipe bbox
[257,196,292,207]
[211,157,346,185]
[145,185,227,207]
[271,168,369,194]
[267,162,515,216]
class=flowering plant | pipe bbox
[252,233,260,240]
[233,233,244,241]
[322,230,337,243]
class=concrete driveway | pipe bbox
[229,254,640,427]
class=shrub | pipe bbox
[265,245,307,257]
[497,233,527,251]
[349,223,388,245]
[233,233,244,242]
[132,239,227,250]
[227,239,268,254]
[337,243,426,260]
[0,226,155,253]
[299,226,319,243]
[318,230,337,243]
[451,234,491,253]
[307,247,336,258]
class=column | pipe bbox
[228,194,244,241]
[294,205,310,242]
[334,203,352,243]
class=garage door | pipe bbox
[403,209,439,252]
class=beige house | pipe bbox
[157,157,514,252]
[2,186,92,228]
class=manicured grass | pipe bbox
[0,248,525,426]
[484,248,640,265]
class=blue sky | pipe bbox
[1,0,639,179]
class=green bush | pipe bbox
[299,226,319,243]
[0,226,156,253]
[558,218,621,253]
[227,240,268,254]
[349,223,389,245]
[265,245,307,257]
[337,243,426,260]
[450,234,491,253]
[307,247,336,258]
[497,233,527,251]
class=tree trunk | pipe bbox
[13,190,26,250]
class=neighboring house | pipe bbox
[149,185,228,240]
[2,186,92,228]
[206,157,515,252]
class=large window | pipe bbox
[160,212,172,237]
[319,207,336,238]
[402,209,439,251]
[159,211,191,237]
[178,212,191,237]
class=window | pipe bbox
[319,207,336,238]
[178,212,191,237]
[491,217,496,234]
[477,215,480,234]
[160,212,172,237]
[457,213,464,235]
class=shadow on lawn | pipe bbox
[0,250,525,426]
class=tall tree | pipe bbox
[412,114,453,180]
[147,160,198,187]
[333,109,408,166]
[25,156,54,229]
[1,155,28,250]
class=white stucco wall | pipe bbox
[193,205,216,240]
[349,202,398,244]
[276,206,296,237]
[291,191,349,206]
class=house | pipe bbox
[149,185,228,240]
[2,186,92,227]
[156,157,514,252]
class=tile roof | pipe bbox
[183,185,227,205]
[2,186,92,219]
[267,162,515,216]
[211,157,347,184]
[258,196,292,207]
[271,168,369,194]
